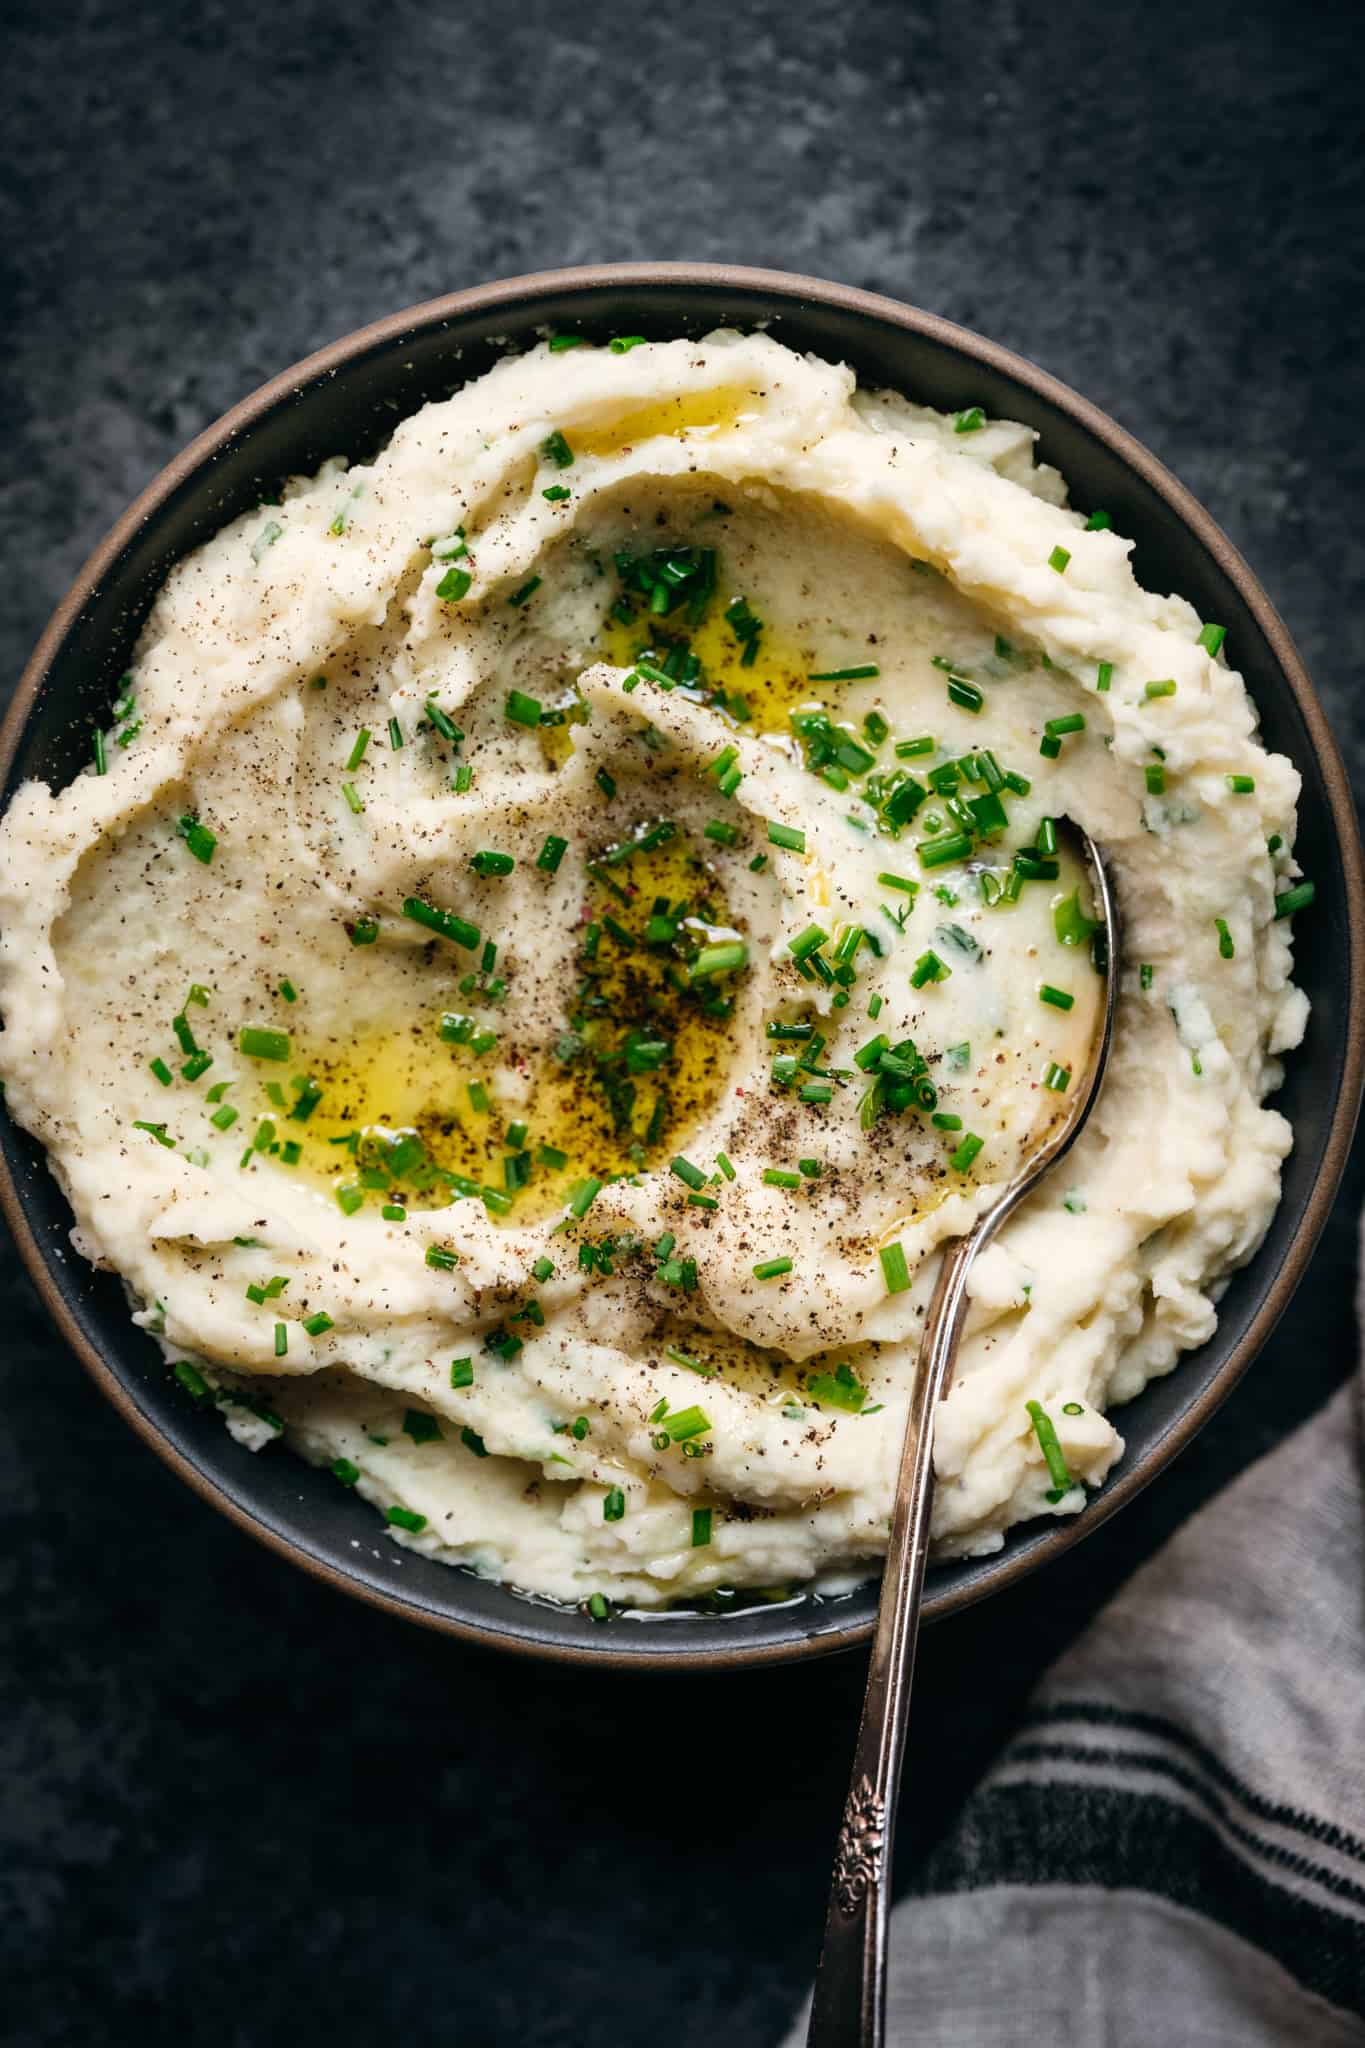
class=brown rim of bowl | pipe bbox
[2,261,1363,1672]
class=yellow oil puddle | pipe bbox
[238,829,743,1225]
[569,386,762,464]
[596,579,827,738]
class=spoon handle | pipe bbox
[806,1232,977,2048]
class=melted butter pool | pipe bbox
[570,386,762,464]
[241,829,745,1225]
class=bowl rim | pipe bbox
[3,259,1362,1671]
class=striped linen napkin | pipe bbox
[785,1280,1365,2043]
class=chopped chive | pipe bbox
[691,940,748,981]
[172,1360,210,1402]
[540,429,574,468]
[470,850,515,878]
[425,1245,459,1271]
[461,1426,488,1458]
[1226,774,1255,794]
[918,831,973,869]
[1197,623,1226,656]
[1273,881,1314,919]
[705,818,741,846]
[382,1203,407,1221]
[1144,678,1177,699]
[1145,763,1166,795]
[753,1256,793,1280]
[567,1177,602,1220]
[331,1457,360,1486]
[1044,713,1085,738]
[691,1507,713,1547]
[273,1322,288,1357]
[507,575,542,607]
[336,1186,364,1215]
[239,1027,290,1062]
[1026,1399,1075,1495]
[348,916,379,946]
[947,677,984,713]
[401,897,480,949]
[950,1132,984,1171]
[209,1104,239,1131]
[93,727,107,775]
[548,333,584,350]
[424,697,462,743]
[931,1112,962,1130]
[453,765,473,792]
[345,729,371,771]
[402,1408,442,1446]
[954,406,985,433]
[543,484,571,502]
[1054,891,1100,948]
[603,1486,626,1522]
[608,334,647,352]
[789,924,829,962]
[387,717,404,751]
[763,1168,802,1189]
[799,1081,833,1104]
[505,689,543,727]
[595,767,617,800]
[1216,916,1235,959]
[537,833,568,873]
[1085,509,1112,531]
[656,1404,711,1442]
[175,813,217,864]
[807,663,880,681]
[1139,963,1154,989]
[303,1312,334,1336]
[386,1505,427,1533]
[670,1156,707,1191]
[910,949,950,987]
[879,1241,911,1294]
[149,1057,173,1087]
[1042,1061,1071,1091]
[1096,661,1113,692]
[436,565,472,602]
[1048,545,1071,573]
[715,1153,736,1182]
[1039,984,1074,1010]
[768,821,806,853]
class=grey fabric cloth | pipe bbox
[785,1252,1365,2044]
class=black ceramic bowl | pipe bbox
[3,263,1362,1668]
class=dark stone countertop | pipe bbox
[1,2,1361,2040]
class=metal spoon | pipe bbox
[807,826,1119,2048]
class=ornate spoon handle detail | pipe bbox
[806,1233,975,2048]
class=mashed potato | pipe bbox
[0,330,1309,1611]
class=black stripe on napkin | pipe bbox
[913,1777,1365,2016]
[1020,1700,1365,1868]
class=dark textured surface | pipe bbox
[2,3,1362,2043]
